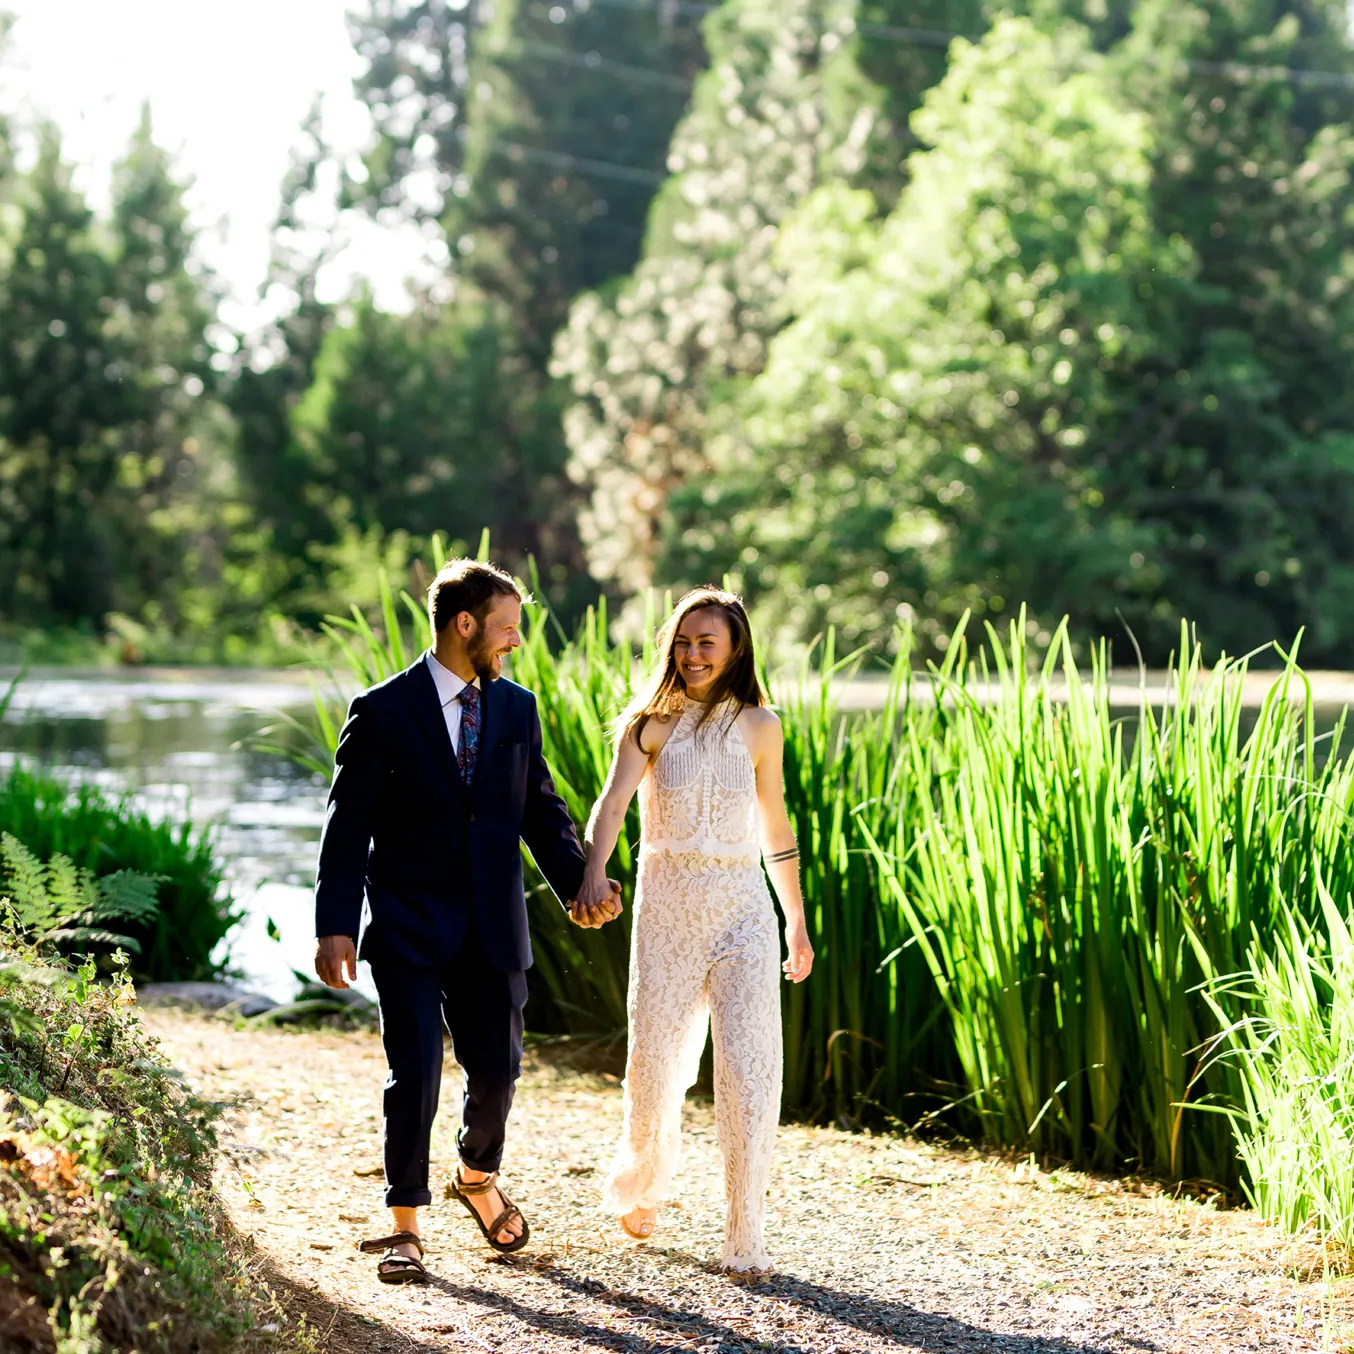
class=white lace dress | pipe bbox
[601,698,783,1272]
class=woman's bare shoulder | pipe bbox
[636,711,680,757]
[737,704,782,747]
[741,704,782,729]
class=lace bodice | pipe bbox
[639,699,759,860]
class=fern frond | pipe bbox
[43,852,87,925]
[44,927,141,954]
[0,835,160,953]
[93,871,161,926]
[0,834,55,929]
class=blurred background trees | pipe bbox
[1,0,1352,664]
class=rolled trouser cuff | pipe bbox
[384,1185,433,1209]
[457,1145,505,1175]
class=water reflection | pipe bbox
[0,670,370,1003]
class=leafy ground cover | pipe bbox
[0,893,303,1351]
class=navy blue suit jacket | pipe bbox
[313,656,586,973]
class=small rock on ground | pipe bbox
[137,981,277,1018]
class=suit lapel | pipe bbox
[404,659,466,800]
[471,675,504,792]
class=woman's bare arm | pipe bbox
[743,708,814,983]
[574,726,653,926]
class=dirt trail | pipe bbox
[146,1011,1347,1354]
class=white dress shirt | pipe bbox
[426,650,479,756]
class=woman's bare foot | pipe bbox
[621,1205,657,1240]
[459,1166,524,1245]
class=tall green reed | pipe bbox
[774,630,952,1126]
[1202,883,1354,1248]
[282,539,1354,1189]
[861,615,1354,1179]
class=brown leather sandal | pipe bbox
[359,1230,428,1284]
[452,1169,530,1254]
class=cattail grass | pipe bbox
[861,613,1354,1181]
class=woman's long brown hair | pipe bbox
[618,586,767,748]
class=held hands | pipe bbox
[315,934,358,989]
[783,921,814,984]
[569,876,624,929]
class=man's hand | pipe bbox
[315,935,358,989]
[568,878,623,929]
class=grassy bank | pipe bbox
[0,854,289,1352]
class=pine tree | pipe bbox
[0,127,128,625]
[226,105,341,601]
[342,0,707,611]
[101,106,231,631]
[288,292,561,559]
[349,0,705,349]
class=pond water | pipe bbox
[0,669,372,1003]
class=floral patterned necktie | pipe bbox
[457,683,480,783]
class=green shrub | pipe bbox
[0,762,235,984]
[0,886,275,1351]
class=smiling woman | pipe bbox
[578,585,814,1274]
[616,586,765,742]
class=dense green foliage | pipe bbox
[2,3,1353,663]
[0,905,274,1350]
[0,109,262,660]
[561,5,1354,663]
[0,763,235,983]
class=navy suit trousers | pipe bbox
[370,923,527,1209]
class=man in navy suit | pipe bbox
[314,558,619,1281]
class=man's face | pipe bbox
[464,596,522,679]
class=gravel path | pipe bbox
[145,1012,1348,1354]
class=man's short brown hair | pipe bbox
[427,559,526,634]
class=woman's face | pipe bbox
[673,606,734,695]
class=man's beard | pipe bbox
[467,627,500,680]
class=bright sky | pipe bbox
[2,0,444,336]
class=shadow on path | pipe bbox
[755,1270,1158,1354]
[247,1247,448,1354]
[418,1257,1156,1354]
